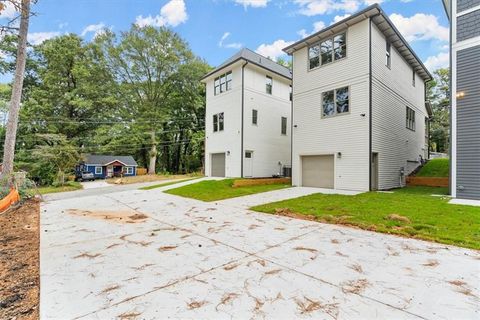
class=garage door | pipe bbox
[301,155,334,188]
[211,153,226,177]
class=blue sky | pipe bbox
[0,0,450,80]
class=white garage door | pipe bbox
[301,155,334,188]
[211,153,226,177]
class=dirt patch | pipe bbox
[187,300,207,310]
[274,208,317,221]
[118,311,142,319]
[295,297,339,317]
[348,263,364,274]
[158,246,177,252]
[0,200,40,320]
[422,259,440,267]
[67,209,148,224]
[386,214,411,224]
[294,246,318,253]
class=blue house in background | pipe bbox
[78,155,138,179]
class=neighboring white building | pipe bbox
[201,49,292,178]
[284,4,432,192]
[443,0,480,201]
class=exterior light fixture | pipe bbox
[456,91,465,99]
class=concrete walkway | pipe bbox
[40,182,480,319]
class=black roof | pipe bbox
[84,154,138,166]
[201,48,292,80]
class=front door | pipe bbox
[107,165,114,178]
[244,151,253,177]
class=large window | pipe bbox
[266,76,273,94]
[386,42,391,68]
[213,112,224,132]
[252,109,258,125]
[406,107,415,131]
[309,32,346,70]
[214,71,232,95]
[322,87,349,117]
[281,117,287,135]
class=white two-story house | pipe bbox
[284,4,432,192]
[201,49,292,178]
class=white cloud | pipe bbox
[218,32,242,49]
[256,39,294,61]
[234,0,269,8]
[135,0,188,28]
[424,52,449,71]
[298,20,326,38]
[331,13,351,25]
[389,13,449,42]
[294,0,386,16]
[0,1,18,19]
[363,0,384,5]
[81,23,106,37]
[28,32,61,45]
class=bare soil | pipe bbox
[66,209,148,223]
[0,200,40,320]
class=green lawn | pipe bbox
[416,158,449,177]
[35,181,83,195]
[139,177,201,190]
[252,186,480,250]
[165,179,291,202]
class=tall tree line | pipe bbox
[0,24,211,185]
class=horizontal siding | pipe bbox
[456,45,480,200]
[243,66,292,177]
[291,19,370,191]
[457,0,480,13]
[371,21,428,190]
[204,63,243,177]
[457,9,480,42]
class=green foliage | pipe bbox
[427,68,450,153]
[165,179,291,202]
[36,181,83,195]
[252,186,480,250]
[416,159,449,177]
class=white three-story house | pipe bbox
[201,49,292,178]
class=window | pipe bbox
[214,71,232,96]
[322,87,349,117]
[406,107,415,131]
[95,166,102,174]
[252,109,258,125]
[266,76,273,94]
[289,85,293,101]
[213,112,224,132]
[386,42,391,68]
[245,151,253,158]
[308,32,346,70]
[412,69,416,87]
[281,117,287,135]
[124,167,134,175]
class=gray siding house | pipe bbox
[443,0,480,201]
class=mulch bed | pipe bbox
[0,199,40,320]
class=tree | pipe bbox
[276,57,292,69]
[427,68,450,153]
[98,25,195,174]
[1,0,30,184]
[32,134,81,186]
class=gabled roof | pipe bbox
[84,155,138,166]
[442,0,451,20]
[201,48,292,81]
[283,4,432,81]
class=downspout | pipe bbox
[290,55,294,182]
[241,61,248,178]
[368,17,373,191]
[448,0,453,196]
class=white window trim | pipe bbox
[95,166,103,174]
[125,167,134,175]
[214,71,232,96]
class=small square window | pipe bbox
[124,167,134,175]
[95,167,102,174]
[245,151,253,159]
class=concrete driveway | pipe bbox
[40,179,480,319]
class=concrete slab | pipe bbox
[449,198,480,207]
[80,180,110,189]
[40,185,480,319]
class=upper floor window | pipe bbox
[308,32,346,70]
[213,112,224,132]
[214,71,232,96]
[322,86,349,117]
[406,107,415,131]
[252,109,258,125]
[266,76,273,94]
[281,117,287,135]
[386,42,391,68]
[289,85,293,101]
[412,69,416,87]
